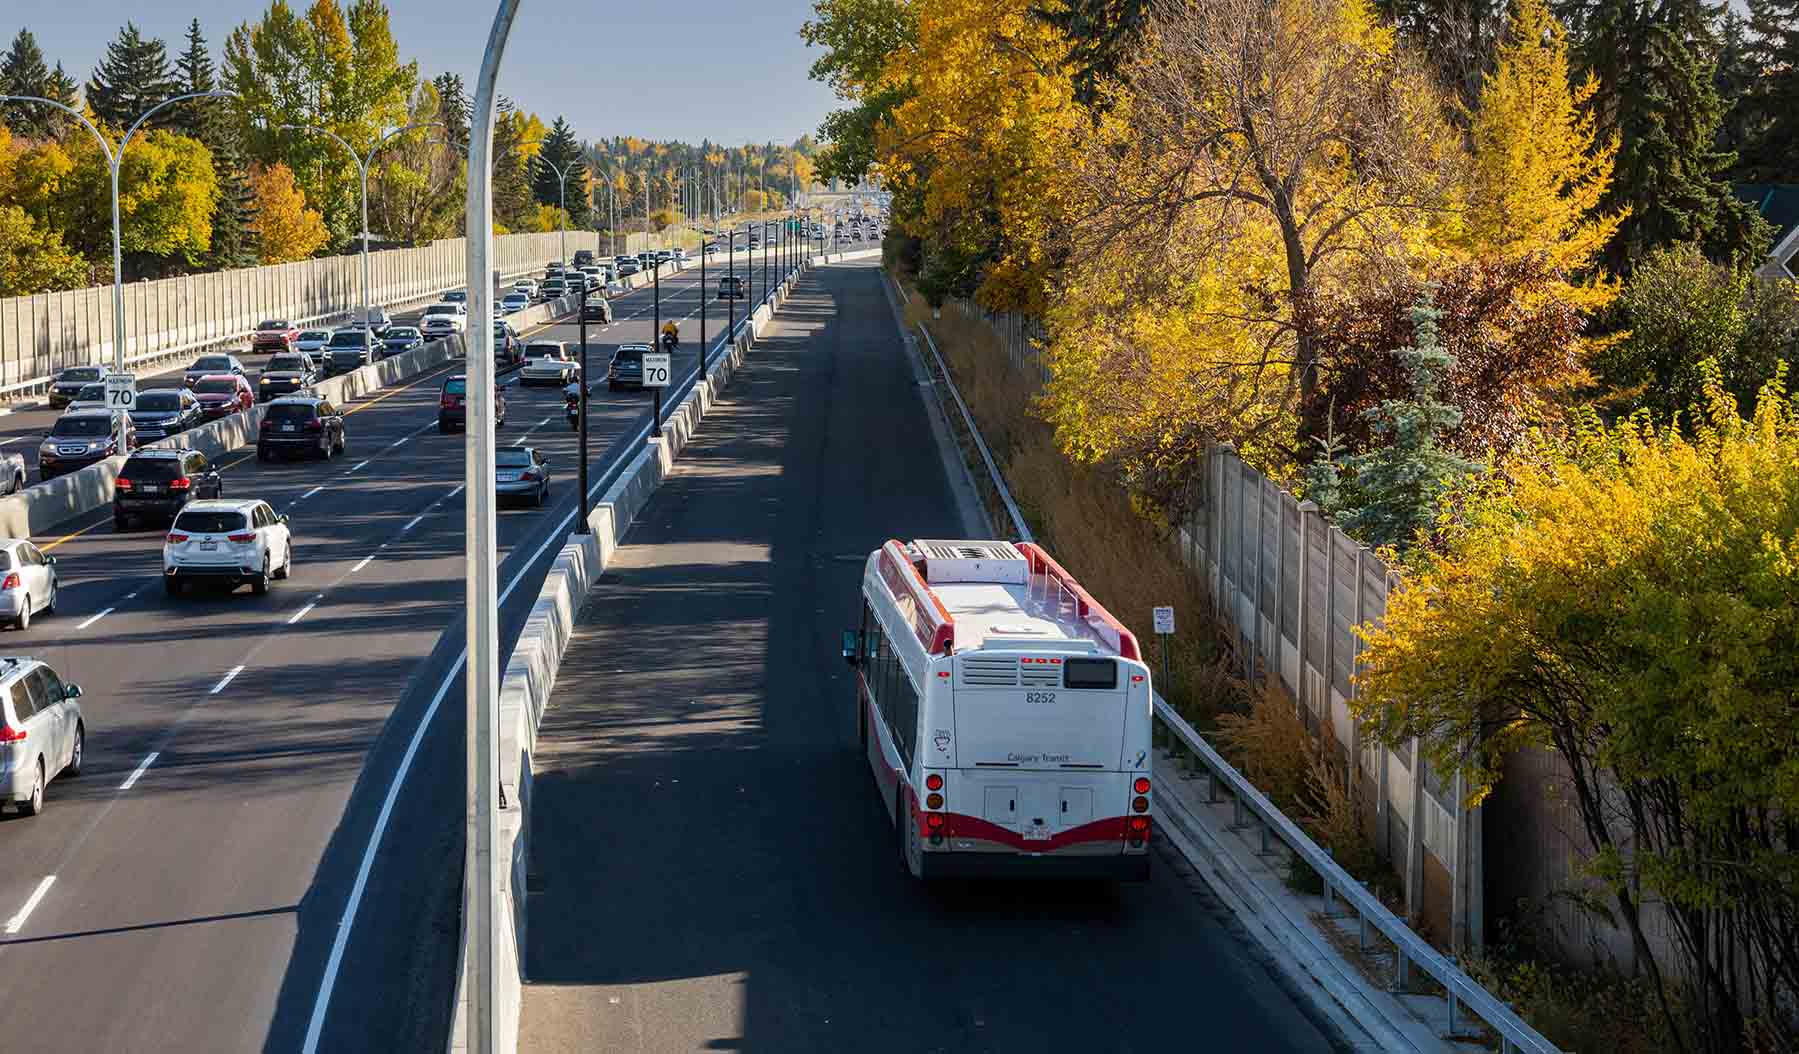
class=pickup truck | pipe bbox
[322,329,377,375]
[252,319,299,354]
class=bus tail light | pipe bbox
[1132,796,1149,813]
[1133,776,1151,795]
[925,793,944,810]
[1129,815,1150,846]
[924,813,945,831]
[925,773,943,792]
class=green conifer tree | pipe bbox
[85,23,178,130]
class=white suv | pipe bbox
[163,499,293,598]
[1,658,84,817]
[421,302,468,336]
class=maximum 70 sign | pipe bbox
[104,373,137,408]
[640,352,671,388]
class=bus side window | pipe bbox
[894,664,918,767]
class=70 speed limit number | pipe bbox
[640,352,671,388]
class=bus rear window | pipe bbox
[1063,658,1117,690]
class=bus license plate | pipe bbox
[1023,822,1052,841]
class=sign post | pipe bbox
[642,349,671,436]
[1152,606,1175,691]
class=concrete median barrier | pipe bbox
[445,256,808,1054]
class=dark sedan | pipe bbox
[47,366,107,408]
[128,388,205,442]
[257,353,319,400]
[38,410,134,480]
[191,374,255,420]
[380,326,425,359]
[184,354,246,387]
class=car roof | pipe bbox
[268,395,323,405]
[126,447,192,460]
[617,342,652,352]
[61,408,116,418]
[195,372,242,381]
[179,498,261,512]
[193,353,236,361]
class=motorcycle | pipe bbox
[565,391,581,431]
[661,331,678,352]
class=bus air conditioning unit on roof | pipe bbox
[915,539,1028,584]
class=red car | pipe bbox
[252,319,299,354]
[191,373,256,420]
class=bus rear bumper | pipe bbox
[922,849,1150,882]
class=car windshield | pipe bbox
[60,367,102,382]
[0,551,13,572]
[267,355,306,371]
[424,305,455,316]
[51,416,110,436]
[444,379,467,395]
[329,332,370,347]
[529,345,564,360]
[76,384,105,400]
[122,456,185,481]
[135,392,181,411]
[614,348,643,363]
[266,403,316,422]
[496,449,533,467]
[387,328,420,339]
[194,379,239,394]
[194,356,231,370]
[257,320,290,331]
[299,330,329,341]
[173,510,246,534]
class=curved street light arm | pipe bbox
[122,90,236,157]
[0,94,114,164]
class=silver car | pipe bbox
[495,447,550,507]
[1,658,84,816]
[0,540,57,629]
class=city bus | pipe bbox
[842,539,1154,881]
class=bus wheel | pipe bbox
[900,799,924,879]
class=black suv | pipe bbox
[437,375,507,433]
[258,353,319,401]
[572,249,596,268]
[128,387,205,442]
[717,275,746,300]
[114,448,222,529]
[257,397,346,461]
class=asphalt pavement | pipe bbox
[0,250,793,1053]
[516,259,1343,1054]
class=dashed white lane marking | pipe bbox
[348,459,370,473]
[210,665,244,694]
[351,554,375,574]
[402,514,424,532]
[298,485,323,501]
[287,601,318,625]
[118,752,160,791]
[77,607,114,630]
[5,876,55,934]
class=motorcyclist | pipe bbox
[660,320,679,350]
[565,379,582,429]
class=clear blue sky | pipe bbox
[6,2,838,147]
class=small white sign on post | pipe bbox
[640,351,672,388]
[1152,606,1176,635]
[104,373,137,409]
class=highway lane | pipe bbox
[0,254,790,1052]
[516,259,1342,1054]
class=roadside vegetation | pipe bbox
[815,0,1799,1049]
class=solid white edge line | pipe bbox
[118,751,161,791]
[300,324,740,1048]
[286,602,317,626]
[4,875,56,934]
[77,607,114,630]
[210,665,244,695]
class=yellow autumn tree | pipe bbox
[1461,0,1624,310]
[878,0,1080,312]
[249,162,328,263]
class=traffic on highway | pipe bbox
[0,229,802,1051]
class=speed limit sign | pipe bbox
[640,352,671,388]
[104,373,137,409]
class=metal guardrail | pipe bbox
[900,272,1565,1054]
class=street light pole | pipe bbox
[464,4,520,1053]
[280,120,443,335]
[3,89,233,455]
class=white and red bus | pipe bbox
[843,539,1154,881]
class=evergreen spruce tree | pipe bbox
[1323,292,1482,552]
[432,72,471,154]
[1737,0,1799,181]
[1573,0,1764,269]
[86,23,178,130]
[1,29,77,138]
[168,20,255,270]
[1715,10,1759,161]
[532,116,590,227]
[492,97,536,232]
